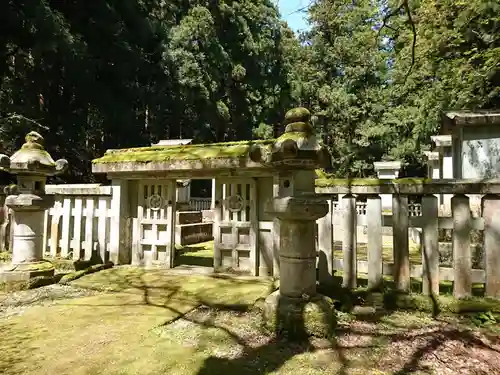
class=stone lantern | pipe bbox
[0,131,68,281]
[249,107,336,339]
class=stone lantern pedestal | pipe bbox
[1,194,56,280]
[263,196,336,339]
[0,131,68,282]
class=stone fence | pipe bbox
[316,179,500,299]
[0,185,214,262]
[0,184,116,261]
[1,179,499,299]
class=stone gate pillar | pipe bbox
[0,131,68,282]
[248,107,335,339]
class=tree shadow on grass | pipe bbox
[60,267,500,374]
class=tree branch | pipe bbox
[376,0,418,83]
[403,0,417,81]
[0,114,50,131]
[376,2,404,43]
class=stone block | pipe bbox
[201,209,214,222]
[176,202,191,211]
[175,223,213,246]
[176,211,203,225]
[0,260,55,282]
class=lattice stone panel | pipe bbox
[215,179,257,274]
[133,180,175,266]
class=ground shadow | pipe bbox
[174,254,213,268]
[40,267,500,374]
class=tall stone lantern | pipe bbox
[0,131,68,281]
[248,107,336,339]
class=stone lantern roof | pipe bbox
[6,131,68,176]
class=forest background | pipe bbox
[1,0,499,183]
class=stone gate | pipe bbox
[91,107,331,276]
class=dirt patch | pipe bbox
[157,307,500,375]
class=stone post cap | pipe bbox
[373,160,402,171]
[248,107,332,169]
[7,131,68,176]
[430,135,452,147]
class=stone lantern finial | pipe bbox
[248,107,332,169]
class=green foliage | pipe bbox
[470,311,498,327]
[288,0,500,176]
[0,0,296,181]
[292,0,392,176]
[252,123,274,139]
[1,0,499,180]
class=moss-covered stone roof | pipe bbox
[314,176,500,195]
[92,139,274,164]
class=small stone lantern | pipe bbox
[0,131,68,281]
[249,107,336,339]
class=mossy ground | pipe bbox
[0,268,274,375]
[175,241,215,267]
[177,240,488,296]
[0,267,498,375]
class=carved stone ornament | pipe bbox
[226,194,244,212]
[148,194,164,211]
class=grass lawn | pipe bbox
[173,241,486,295]
[174,240,422,266]
[0,266,499,375]
[0,267,274,375]
[175,241,215,268]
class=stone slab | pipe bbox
[176,211,203,225]
[175,223,213,246]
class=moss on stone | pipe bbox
[58,263,113,284]
[12,261,55,272]
[315,177,432,187]
[262,291,336,339]
[315,169,329,179]
[0,275,56,292]
[0,251,12,262]
[48,258,78,271]
[275,131,312,143]
[92,139,274,164]
[284,107,311,124]
[46,258,95,272]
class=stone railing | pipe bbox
[0,185,213,262]
[0,184,118,263]
[2,178,499,300]
[316,178,500,299]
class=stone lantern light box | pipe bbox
[0,131,68,282]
